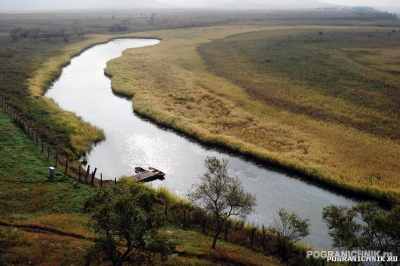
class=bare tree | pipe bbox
[149,13,157,25]
[188,156,256,249]
[77,28,85,39]
[9,28,21,42]
[271,208,310,261]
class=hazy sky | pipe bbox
[157,0,400,7]
[323,0,399,6]
[1,0,399,11]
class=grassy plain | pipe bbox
[106,25,400,204]
[0,109,94,264]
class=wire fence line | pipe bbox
[0,96,116,187]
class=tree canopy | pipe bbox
[188,156,256,249]
[323,202,400,262]
[84,182,174,266]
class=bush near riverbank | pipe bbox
[106,25,400,205]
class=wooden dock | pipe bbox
[130,167,165,182]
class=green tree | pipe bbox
[271,208,310,261]
[84,183,174,266]
[188,156,256,249]
[323,202,400,264]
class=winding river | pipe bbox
[45,38,357,249]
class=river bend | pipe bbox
[45,38,356,249]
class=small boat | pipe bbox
[131,167,165,182]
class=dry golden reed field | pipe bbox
[23,22,399,204]
[102,26,400,204]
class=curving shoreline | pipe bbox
[104,27,400,207]
[33,27,399,207]
[44,37,359,249]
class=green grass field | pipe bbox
[0,108,95,264]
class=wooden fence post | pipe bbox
[100,173,103,188]
[251,228,256,247]
[183,209,186,228]
[64,158,68,175]
[224,222,229,241]
[91,168,97,187]
[85,165,90,183]
[114,178,116,185]
[47,146,50,161]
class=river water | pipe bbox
[45,38,357,249]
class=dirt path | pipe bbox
[0,221,95,241]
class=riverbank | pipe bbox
[105,26,400,206]
[0,109,286,265]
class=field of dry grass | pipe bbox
[105,25,400,204]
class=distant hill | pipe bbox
[205,0,340,9]
[215,0,269,9]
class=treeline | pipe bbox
[9,27,85,43]
[108,24,128,32]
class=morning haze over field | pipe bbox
[1,0,399,10]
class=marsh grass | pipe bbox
[199,28,400,139]
[106,26,400,204]
[0,31,108,157]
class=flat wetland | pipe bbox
[107,25,400,204]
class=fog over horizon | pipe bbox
[0,0,399,11]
